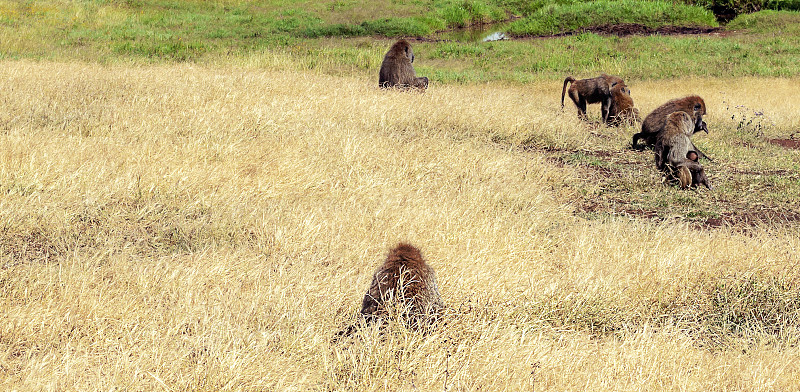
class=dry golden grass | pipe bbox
[1,60,799,391]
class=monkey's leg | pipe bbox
[601,97,612,123]
[577,99,588,120]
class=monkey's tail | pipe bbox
[561,77,575,108]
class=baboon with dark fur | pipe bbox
[606,83,641,127]
[654,111,712,190]
[633,95,709,158]
[562,74,625,122]
[378,40,429,90]
[360,243,443,324]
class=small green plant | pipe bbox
[722,98,774,138]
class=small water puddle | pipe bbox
[482,31,507,42]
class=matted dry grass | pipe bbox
[1,61,799,391]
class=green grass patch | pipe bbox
[685,0,800,16]
[728,9,800,32]
[1,1,800,81]
[507,0,718,37]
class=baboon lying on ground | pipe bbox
[562,74,625,123]
[633,95,709,159]
[606,83,641,127]
[654,111,712,190]
[379,40,429,90]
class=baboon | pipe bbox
[360,243,443,326]
[633,95,709,158]
[335,243,442,341]
[378,40,429,90]
[654,111,712,190]
[606,83,641,127]
[683,150,712,188]
[561,74,625,122]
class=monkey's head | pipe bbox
[612,83,630,96]
[686,95,707,133]
[669,111,695,136]
[687,95,707,116]
[602,74,625,90]
[391,39,414,63]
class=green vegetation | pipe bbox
[727,8,800,31]
[0,1,799,82]
[507,0,718,36]
[684,0,800,16]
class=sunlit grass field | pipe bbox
[1,60,799,390]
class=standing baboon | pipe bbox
[633,95,708,156]
[606,83,641,127]
[378,40,429,90]
[561,74,625,122]
[360,243,443,327]
[654,111,712,190]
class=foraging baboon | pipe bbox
[561,74,625,122]
[360,243,443,325]
[633,95,708,157]
[606,83,641,127]
[654,111,712,190]
[378,40,429,90]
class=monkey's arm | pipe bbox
[689,141,713,162]
[674,159,705,173]
[654,142,668,171]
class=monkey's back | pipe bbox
[655,111,694,170]
[642,95,706,136]
[360,243,442,317]
[378,43,415,88]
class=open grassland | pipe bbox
[1,61,800,390]
[1,1,799,82]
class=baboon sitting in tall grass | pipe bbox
[336,243,443,340]
[360,243,443,326]
[378,40,429,90]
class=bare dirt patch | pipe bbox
[769,138,800,150]
[520,143,800,232]
[587,23,721,37]
[699,208,800,229]
[515,23,723,39]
